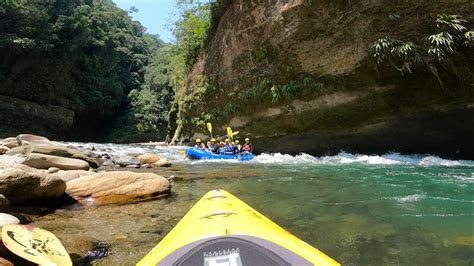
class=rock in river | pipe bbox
[137,153,160,165]
[6,142,100,168]
[111,155,141,167]
[66,172,170,205]
[0,163,66,204]
[0,145,9,155]
[23,153,90,171]
[152,159,172,168]
[16,134,49,145]
[0,213,19,227]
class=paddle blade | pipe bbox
[206,122,212,133]
[178,149,185,154]
[2,224,72,266]
[232,131,239,136]
[226,127,233,141]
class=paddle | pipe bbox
[206,122,213,138]
[226,127,234,142]
[2,224,72,266]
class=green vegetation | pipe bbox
[370,14,472,76]
[0,0,164,140]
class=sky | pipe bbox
[113,0,178,42]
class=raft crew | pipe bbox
[193,137,253,155]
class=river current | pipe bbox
[31,143,473,265]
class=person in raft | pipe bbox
[242,138,253,153]
[208,138,218,153]
[194,138,206,150]
[223,138,234,154]
[233,140,242,154]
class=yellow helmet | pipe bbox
[210,138,216,142]
[196,138,201,143]
[235,140,240,144]
[225,138,230,142]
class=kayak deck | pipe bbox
[137,189,339,266]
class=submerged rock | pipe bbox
[0,163,66,204]
[66,171,170,205]
[23,153,90,171]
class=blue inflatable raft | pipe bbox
[185,148,254,161]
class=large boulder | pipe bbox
[23,153,90,171]
[66,172,170,205]
[6,143,100,168]
[16,134,49,145]
[137,153,160,165]
[111,155,141,167]
[0,163,66,204]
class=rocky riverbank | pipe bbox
[0,134,174,264]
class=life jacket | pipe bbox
[243,143,252,152]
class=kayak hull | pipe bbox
[137,189,340,266]
[185,147,254,161]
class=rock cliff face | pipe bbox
[0,95,74,139]
[175,0,474,158]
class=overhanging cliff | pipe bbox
[172,0,474,158]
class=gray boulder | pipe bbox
[16,134,50,145]
[23,153,90,171]
[112,155,141,167]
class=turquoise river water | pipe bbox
[31,143,473,265]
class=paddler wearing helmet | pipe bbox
[233,139,242,154]
[242,137,253,153]
[221,138,232,154]
[208,138,218,153]
[194,138,206,150]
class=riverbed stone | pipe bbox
[16,134,50,145]
[111,155,141,167]
[0,146,9,155]
[0,195,10,212]
[66,171,170,205]
[23,153,90,171]
[0,163,66,204]
[137,153,160,165]
[0,213,20,227]
[0,155,26,165]
[152,159,172,167]
[6,143,100,168]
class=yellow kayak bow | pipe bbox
[138,189,339,266]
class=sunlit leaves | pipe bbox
[436,14,467,33]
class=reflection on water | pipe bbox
[31,144,474,265]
